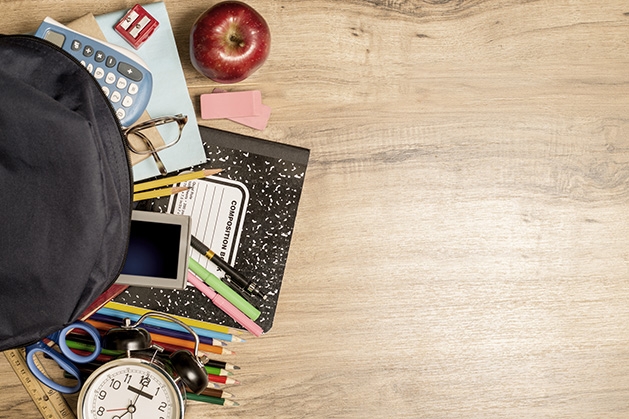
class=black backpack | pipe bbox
[0,35,133,350]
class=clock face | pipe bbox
[77,358,184,419]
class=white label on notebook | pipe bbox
[167,177,249,277]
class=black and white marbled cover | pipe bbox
[115,126,309,333]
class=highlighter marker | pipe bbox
[190,235,266,300]
[188,258,261,321]
[187,271,263,337]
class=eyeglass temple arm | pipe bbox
[133,130,168,175]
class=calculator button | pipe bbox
[94,51,106,62]
[102,86,110,97]
[105,56,117,68]
[110,91,122,103]
[115,108,126,120]
[117,62,143,82]
[86,63,94,74]
[71,39,81,51]
[105,72,116,84]
[94,68,105,79]
[116,77,128,90]
[83,45,94,57]
[122,96,134,108]
[128,83,139,95]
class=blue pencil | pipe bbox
[89,313,225,347]
[96,307,236,342]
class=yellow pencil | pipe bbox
[133,186,189,202]
[104,301,243,337]
[133,168,222,193]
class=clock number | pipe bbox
[96,406,105,416]
[158,401,167,412]
[140,375,151,387]
[155,386,161,396]
[124,373,132,384]
[98,390,107,400]
[109,379,121,390]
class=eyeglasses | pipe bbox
[122,114,188,175]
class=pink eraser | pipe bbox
[228,104,271,131]
[200,90,262,119]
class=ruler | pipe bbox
[3,348,76,419]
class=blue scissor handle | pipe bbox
[51,322,101,364]
[25,321,101,394]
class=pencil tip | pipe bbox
[205,168,223,176]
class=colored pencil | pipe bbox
[207,375,239,385]
[104,301,240,336]
[62,363,233,397]
[89,313,226,347]
[186,393,239,407]
[64,340,120,357]
[205,366,232,377]
[96,307,242,342]
[133,168,222,192]
[204,359,240,371]
[143,339,234,359]
[79,284,129,320]
[199,388,235,399]
[66,333,237,374]
[133,185,189,202]
[64,365,226,391]
[187,271,264,337]
[85,319,234,356]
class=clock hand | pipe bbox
[109,400,136,418]
[128,385,154,400]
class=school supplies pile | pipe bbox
[71,303,243,409]
[121,125,310,334]
[1,2,309,416]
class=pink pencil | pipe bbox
[187,271,264,337]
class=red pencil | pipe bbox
[207,374,239,385]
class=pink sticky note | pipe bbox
[200,90,262,119]
[228,104,271,131]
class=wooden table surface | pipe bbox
[1,1,628,418]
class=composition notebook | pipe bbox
[114,126,310,333]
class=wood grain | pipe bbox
[1,1,628,417]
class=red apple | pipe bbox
[190,1,271,83]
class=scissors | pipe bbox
[25,321,101,394]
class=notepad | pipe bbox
[201,89,271,130]
[95,2,207,181]
[200,91,263,119]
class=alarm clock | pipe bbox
[76,312,209,419]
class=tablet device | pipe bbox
[116,210,191,289]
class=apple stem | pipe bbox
[230,35,245,48]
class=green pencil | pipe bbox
[188,258,261,321]
[187,392,239,407]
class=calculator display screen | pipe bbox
[43,30,66,48]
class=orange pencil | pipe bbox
[85,319,234,356]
